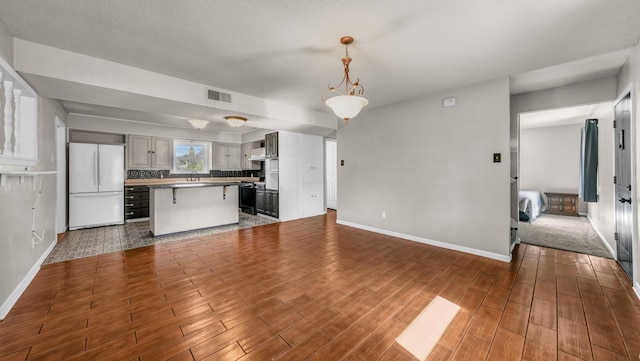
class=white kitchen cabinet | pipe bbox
[213,142,241,170]
[241,142,261,170]
[127,135,172,169]
[300,134,324,217]
[278,131,325,221]
[301,187,324,216]
[301,134,324,183]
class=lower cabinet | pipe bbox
[124,186,149,220]
[302,189,323,216]
[256,189,278,218]
[256,189,265,214]
[265,190,279,218]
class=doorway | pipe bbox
[55,117,66,236]
[325,138,337,210]
[614,91,633,280]
[516,102,616,258]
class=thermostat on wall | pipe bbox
[442,97,456,108]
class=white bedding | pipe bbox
[519,189,545,222]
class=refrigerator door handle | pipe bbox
[97,150,102,187]
[93,150,98,186]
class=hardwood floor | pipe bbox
[1,211,639,360]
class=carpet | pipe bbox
[518,214,612,258]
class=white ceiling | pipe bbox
[0,0,639,133]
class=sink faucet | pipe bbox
[188,171,200,182]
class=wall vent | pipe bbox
[206,89,232,103]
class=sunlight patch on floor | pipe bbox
[395,296,461,360]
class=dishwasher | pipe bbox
[238,181,256,215]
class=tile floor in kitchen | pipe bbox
[44,212,278,264]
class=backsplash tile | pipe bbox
[127,170,170,179]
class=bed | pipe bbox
[519,189,545,222]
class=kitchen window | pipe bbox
[173,139,211,174]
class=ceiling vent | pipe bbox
[206,89,232,103]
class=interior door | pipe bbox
[614,93,633,280]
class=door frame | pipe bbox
[325,138,337,210]
[614,84,639,299]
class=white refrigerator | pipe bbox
[69,143,125,230]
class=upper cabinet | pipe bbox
[301,134,323,184]
[241,142,260,170]
[265,132,278,158]
[127,135,172,169]
[213,142,241,170]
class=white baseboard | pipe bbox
[634,282,640,301]
[336,219,512,263]
[586,214,616,258]
[0,239,57,320]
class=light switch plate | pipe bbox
[493,153,501,163]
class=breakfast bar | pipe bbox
[147,182,239,236]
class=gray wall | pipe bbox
[0,18,68,317]
[337,77,512,260]
[520,124,583,194]
[519,123,592,215]
[0,96,67,316]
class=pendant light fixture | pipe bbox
[225,115,247,127]
[322,36,368,122]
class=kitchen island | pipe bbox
[147,182,239,236]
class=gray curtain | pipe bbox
[580,119,598,202]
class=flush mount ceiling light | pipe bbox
[225,116,247,127]
[322,36,369,123]
[188,119,209,129]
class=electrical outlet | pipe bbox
[381,211,386,219]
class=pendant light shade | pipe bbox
[325,95,369,121]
